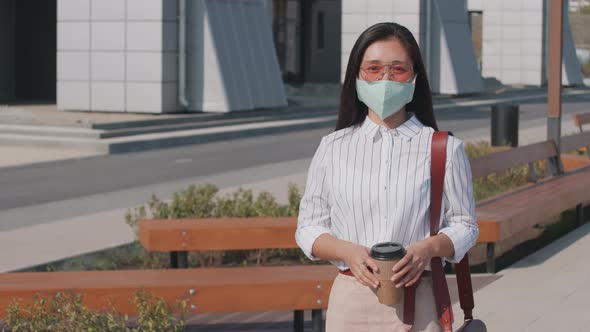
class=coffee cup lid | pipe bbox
[370,242,406,260]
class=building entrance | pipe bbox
[0,0,56,102]
[272,0,341,84]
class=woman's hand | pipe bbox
[391,240,433,288]
[340,242,381,289]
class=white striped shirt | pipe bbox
[295,112,479,271]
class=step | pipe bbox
[0,107,337,144]
[104,115,337,153]
[91,104,336,131]
[0,115,337,154]
[98,108,335,139]
[0,124,103,139]
[0,133,104,152]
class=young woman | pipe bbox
[295,23,479,331]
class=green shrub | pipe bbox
[123,183,305,269]
[464,140,495,159]
[3,289,187,332]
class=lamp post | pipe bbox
[547,0,564,174]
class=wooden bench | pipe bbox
[138,217,334,332]
[0,218,336,332]
[472,137,590,273]
[0,266,333,317]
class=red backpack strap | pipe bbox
[430,131,454,331]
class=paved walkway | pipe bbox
[452,222,590,332]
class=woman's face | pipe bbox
[358,38,414,83]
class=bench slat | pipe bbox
[139,216,497,250]
[0,266,336,318]
[561,131,590,153]
[478,172,586,212]
[140,218,298,251]
[470,140,557,178]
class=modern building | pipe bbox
[467,0,584,86]
[0,0,585,114]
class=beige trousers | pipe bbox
[326,273,442,332]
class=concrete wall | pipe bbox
[562,0,585,85]
[185,0,286,112]
[431,0,483,94]
[475,0,583,87]
[57,0,178,113]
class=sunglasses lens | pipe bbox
[360,62,413,82]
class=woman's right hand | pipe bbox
[340,242,381,289]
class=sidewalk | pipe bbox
[452,222,590,332]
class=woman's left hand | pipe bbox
[390,240,433,288]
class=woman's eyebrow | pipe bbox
[363,59,409,64]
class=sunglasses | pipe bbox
[359,61,415,83]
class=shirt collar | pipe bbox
[360,112,424,141]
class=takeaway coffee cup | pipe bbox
[369,242,406,305]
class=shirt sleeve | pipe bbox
[295,136,333,261]
[438,139,479,263]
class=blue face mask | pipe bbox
[355,77,416,120]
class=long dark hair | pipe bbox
[336,22,438,131]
